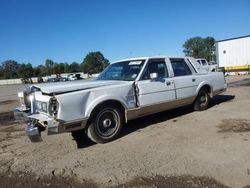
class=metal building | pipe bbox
[215,35,250,73]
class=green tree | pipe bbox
[81,52,109,74]
[45,59,54,75]
[17,64,26,78]
[17,63,33,78]
[64,63,70,73]
[1,60,19,79]
[183,36,215,61]
[69,62,80,73]
[34,65,46,77]
[53,63,65,77]
[0,64,4,79]
[59,63,65,73]
[53,63,60,76]
[204,37,216,61]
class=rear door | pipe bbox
[170,58,198,101]
[136,58,176,109]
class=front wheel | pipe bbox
[86,105,123,144]
[193,89,210,111]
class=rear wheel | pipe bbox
[193,88,210,111]
[86,104,123,143]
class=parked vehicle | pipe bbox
[37,77,44,83]
[196,58,218,72]
[14,56,227,143]
[58,77,68,82]
[47,77,58,82]
[47,77,69,82]
[67,74,77,81]
[67,74,83,81]
[21,78,33,84]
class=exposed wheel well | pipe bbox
[200,85,212,97]
[87,100,126,127]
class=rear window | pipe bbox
[201,60,207,65]
[170,58,192,77]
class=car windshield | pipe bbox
[96,60,145,81]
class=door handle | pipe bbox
[192,78,196,82]
[166,81,171,86]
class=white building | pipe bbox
[215,35,250,72]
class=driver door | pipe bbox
[136,58,176,115]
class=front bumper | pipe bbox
[14,108,88,142]
[14,109,42,142]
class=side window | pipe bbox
[141,59,168,80]
[170,58,192,77]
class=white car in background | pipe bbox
[67,74,77,81]
[196,58,218,72]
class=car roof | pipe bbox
[112,55,192,64]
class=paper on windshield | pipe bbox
[128,61,142,65]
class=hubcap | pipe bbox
[200,96,206,103]
[199,91,207,107]
[96,109,120,138]
[103,119,112,128]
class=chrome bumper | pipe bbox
[14,109,42,142]
[14,108,88,143]
[26,122,42,142]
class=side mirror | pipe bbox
[150,73,158,80]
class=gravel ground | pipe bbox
[0,76,250,188]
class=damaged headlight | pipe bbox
[36,101,48,113]
[18,91,32,110]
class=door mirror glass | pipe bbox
[150,73,158,80]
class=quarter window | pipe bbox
[170,58,192,77]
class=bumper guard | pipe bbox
[14,108,88,143]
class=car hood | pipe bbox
[31,80,131,95]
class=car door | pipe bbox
[170,58,198,102]
[135,58,176,114]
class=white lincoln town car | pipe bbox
[14,56,227,143]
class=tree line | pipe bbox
[0,51,109,79]
[0,36,215,79]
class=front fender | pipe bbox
[84,95,129,118]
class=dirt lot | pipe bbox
[0,76,250,188]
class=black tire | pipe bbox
[193,88,210,111]
[86,104,124,144]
